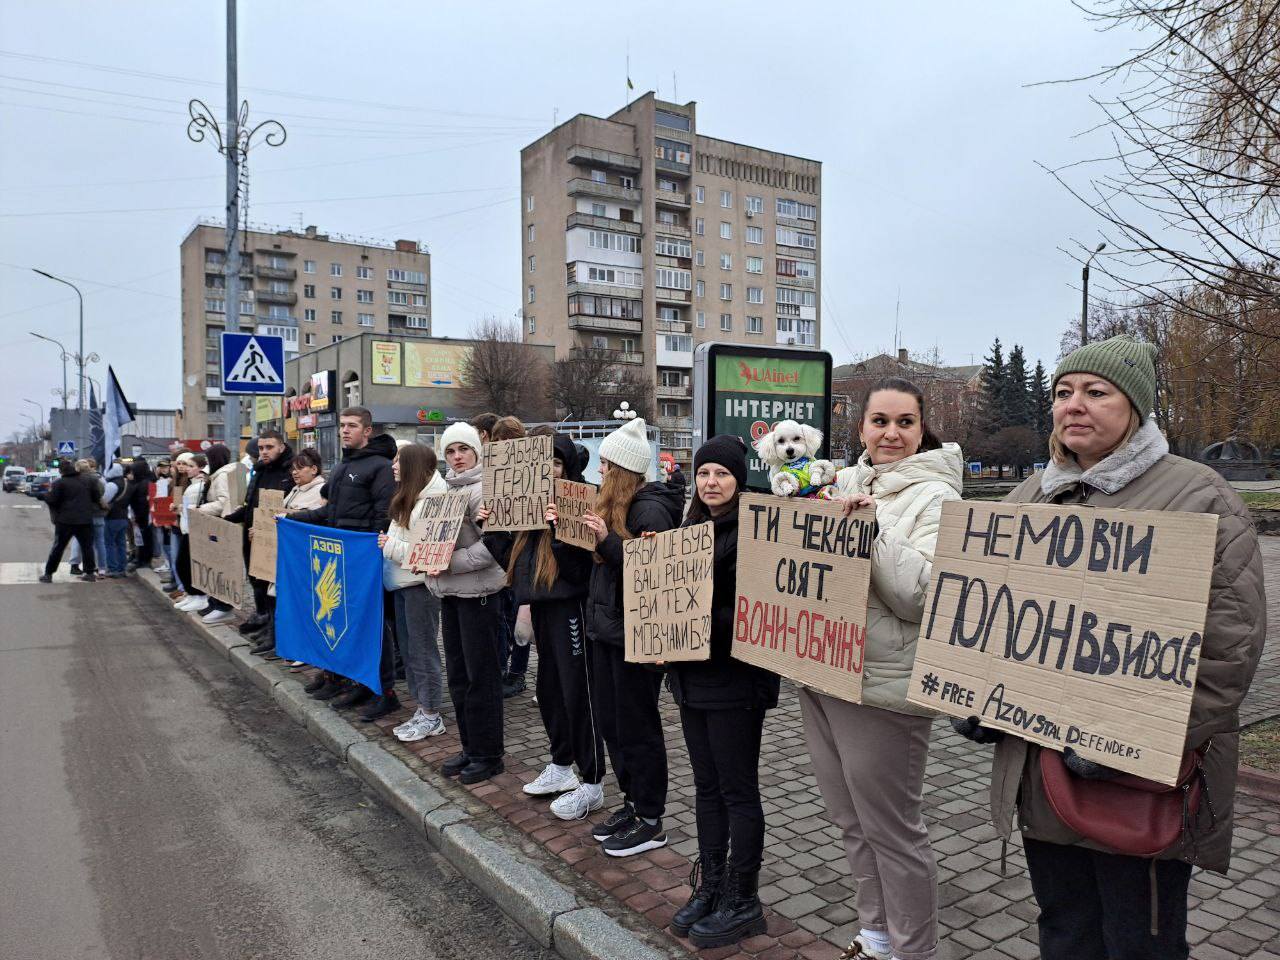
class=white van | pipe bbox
[3,466,26,492]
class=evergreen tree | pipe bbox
[979,338,1006,434]
[1005,345,1032,427]
[1031,360,1052,439]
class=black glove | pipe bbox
[1062,747,1122,780]
[951,716,1005,745]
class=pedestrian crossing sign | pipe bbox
[220,332,285,395]
[56,440,76,455]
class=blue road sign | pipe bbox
[220,332,285,395]
[56,440,76,455]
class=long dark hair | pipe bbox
[204,443,232,473]
[389,444,438,529]
[858,377,942,453]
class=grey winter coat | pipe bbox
[425,463,506,599]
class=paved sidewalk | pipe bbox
[276,535,1280,959]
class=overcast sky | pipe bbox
[0,1,1139,441]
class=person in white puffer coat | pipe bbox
[801,377,963,960]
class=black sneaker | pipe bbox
[303,673,329,694]
[357,692,400,722]
[37,573,52,583]
[459,758,504,785]
[239,614,269,636]
[603,818,667,858]
[591,803,636,842]
[311,679,348,701]
[69,564,81,576]
[441,753,470,778]
[502,673,526,699]
[249,637,275,656]
[81,573,97,583]
[330,686,373,710]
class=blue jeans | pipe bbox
[164,528,183,590]
[104,518,129,574]
[92,517,106,568]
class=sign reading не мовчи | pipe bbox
[907,501,1218,785]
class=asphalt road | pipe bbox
[0,491,556,960]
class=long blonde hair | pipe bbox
[1049,408,1142,464]
[592,462,645,562]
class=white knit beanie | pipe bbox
[598,418,652,475]
[439,421,483,460]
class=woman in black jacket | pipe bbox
[579,417,684,858]
[669,435,778,948]
[501,433,607,820]
[40,460,99,582]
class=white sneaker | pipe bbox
[201,608,234,625]
[523,763,579,796]
[397,714,446,742]
[393,707,429,737]
[180,596,209,612]
[843,934,892,960]
[551,782,604,821]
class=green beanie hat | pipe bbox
[1053,334,1157,417]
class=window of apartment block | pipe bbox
[332,335,343,343]
[695,250,705,267]
[591,169,606,183]
[205,373,219,387]
[303,260,315,274]
[621,337,637,354]
[591,202,606,216]
[746,225,763,244]
[303,284,315,298]
[746,195,764,214]
[358,313,375,326]
[747,315,764,334]
[661,401,682,418]
[695,217,705,236]
[304,309,316,322]
[747,256,764,274]
[528,284,536,304]
[240,299,253,315]
[658,177,679,192]
[660,370,683,387]
[720,313,733,332]
[526,195,534,212]
[305,332,316,346]
[205,298,225,313]
[777,197,818,220]
[527,314,535,335]
[777,258,797,276]
[330,262,342,277]
[592,335,608,349]
[528,255,536,273]
[664,334,692,352]
[267,305,291,320]
[747,286,763,304]
[357,289,373,303]
[387,268,427,284]
[720,222,732,240]
[696,310,706,328]
[205,347,219,365]
[720,282,732,301]
[357,265,373,279]
[620,175,634,189]
[527,223,536,242]
[695,186,705,203]
[387,290,410,305]
[696,280,705,298]
[405,315,430,329]
[720,189,732,208]
[776,287,817,307]
[776,226,817,249]
[655,267,692,290]
[658,306,681,322]
[331,286,342,300]
[331,310,343,323]
[655,236,691,258]
[720,253,732,270]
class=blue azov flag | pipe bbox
[275,518,383,691]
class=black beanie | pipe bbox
[694,434,749,490]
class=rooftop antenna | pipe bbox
[294,211,303,231]
[894,287,901,355]
[673,71,678,102]
[553,106,559,127]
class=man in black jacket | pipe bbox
[40,460,99,582]
[289,407,398,716]
[225,430,294,640]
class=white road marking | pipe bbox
[0,563,80,585]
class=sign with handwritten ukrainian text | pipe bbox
[623,523,714,663]
[482,435,553,532]
[732,492,874,702]
[404,491,471,574]
[907,501,1218,785]
[554,479,597,551]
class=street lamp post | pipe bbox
[30,332,70,410]
[23,399,45,433]
[31,268,86,453]
[1080,242,1107,347]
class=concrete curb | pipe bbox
[141,571,674,960]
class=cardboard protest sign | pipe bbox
[554,479,597,550]
[149,481,177,527]
[248,490,289,582]
[483,435,553,531]
[907,501,1218,785]
[733,493,875,701]
[623,523,714,663]
[189,510,251,608]
[404,491,472,574]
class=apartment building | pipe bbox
[180,220,432,441]
[520,92,821,461]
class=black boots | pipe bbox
[357,691,400,722]
[687,868,766,948]
[670,853,726,937]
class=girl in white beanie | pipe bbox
[579,418,686,858]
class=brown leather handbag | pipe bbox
[1039,747,1210,858]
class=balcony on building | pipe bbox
[255,264,297,281]
[656,415,693,431]
[654,188,690,209]
[656,334,693,369]
[565,212,643,236]
[655,286,690,305]
[655,318,691,335]
[656,382,692,400]
[568,315,643,335]
[655,156,691,176]
[567,145,642,174]
[567,178,641,204]
[565,279,643,301]
[256,288,297,306]
[388,314,433,337]
[570,345,643,365]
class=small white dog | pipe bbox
[753,420,838,498]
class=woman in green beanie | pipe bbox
[953,334,1265,960]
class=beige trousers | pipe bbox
[800,689,938,960]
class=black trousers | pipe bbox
[590,641,667,819]
[1024,837,1193,960]
[134,512,152,565]
[532,598,604,784]
[251,577,273,618]
[440,594,504,763]
[680,704,766,872]
[46,523,95,577]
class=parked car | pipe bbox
[19,472,36,495]
[29,472,55,499]
[3,466,25,492]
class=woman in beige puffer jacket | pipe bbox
[802,377,961,960]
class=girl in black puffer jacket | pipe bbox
[668,435,779,949]
[579,417,684,859]
[499,433,606,821]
